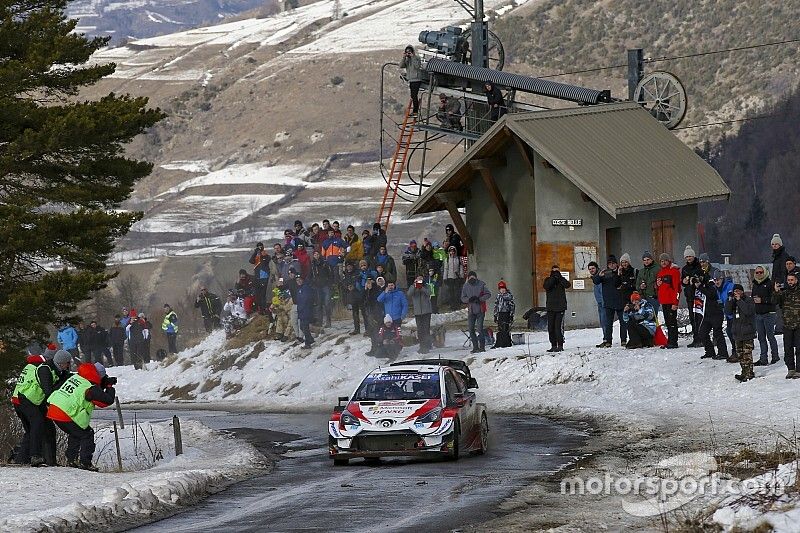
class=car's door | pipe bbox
[445,369,474,444]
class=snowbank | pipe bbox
[0,420,266,532]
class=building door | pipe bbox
[530,226,538,307]
[605,227,621,262]
[651,219,675,259]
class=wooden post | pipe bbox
[115,397,124,429]
[173,415,183,456]
[113,421,123,472]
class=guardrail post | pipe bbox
[173,415,183,456]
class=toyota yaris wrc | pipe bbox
[328,359,488,465]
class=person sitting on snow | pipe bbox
[622,292,656,349]
[222,291,248,338]
[369,314,403,358]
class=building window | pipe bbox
[651,220,675,259]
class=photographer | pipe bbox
[194,287,222,333]
[697,274,729,361]
[724,284,756,382]
[400,45,424,116]
[47,363,116,471]
[775,271,800,378]
[680,245,703,347]
[622,292,655,348]
[592,255,624,348]
[543,265,569,352]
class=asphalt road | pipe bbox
[97,409,589,533]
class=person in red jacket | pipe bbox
[656,253,682,348]
[47,362,116,471]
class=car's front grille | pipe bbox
[354,432,419,452]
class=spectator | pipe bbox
[295,275,315,349]
[484,81,506,121]
[371,315,403,358]
[592,255,625,348]
[222,292,248,338]
[108,316,126,367]
[635,252,659,315]
[249,242,271,313]
[544,265,570,352]
[444,224,464,257]
[622,292,656,349]
[493,280,516,349]
[436,94,462,130]
[751,265,780,366]
[82,321,101,363]
[680,245,703,347]
[57,322,79,359]
[374,245,397,282]
[442,245,463,311]
[588,262,606,330]
[195,287,222,333]
[76,322,88,362]
[322,229,347,271]
[376,276,386,291]
[432,241,446,272]
[368,223,387,261]
[377,281,409,326]
[138,314,152,364]
[400,45,424,116]
[617,253,638,305]
[235,269,256,314]
[270,279,294,342]
[698,253,721,281]
[343,262,367,335]
[128,314,147,369]
[461,271,491,353]
[344,226,363,263]
[294,220,310,241]
[770,234,789,335]
[119,307,132,328]
[402,240,424,288]
[419,241,435,275]
[697,273,730,361]
[716,274,736,357]
[310,223,325,251]
[656,253,681,349]
[407,277,433,354]
[294,243,312,279]
[310,250,334,328]
[787,256,800,279]
[162,304,179,354]
[361,229,373,258]
[725,284,756,382]
[775,272,800,379]
[423,267,441,313]
[362,276,383,339]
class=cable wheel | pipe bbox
[633,71,687,129]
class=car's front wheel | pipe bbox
[444,421,460,461]
[333,458,349,466]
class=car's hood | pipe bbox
[352,399,440,424]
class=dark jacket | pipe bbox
[751,277,776,315]
[109,325,126,347]
[447,232,465,256]
[128,319,146,346]
[772,246,790,285]
[310,258,334,288]
[235,274,255,297]
[295,283,315,322]
[775,284,800,329]
[592,268,623,310]
[698,281,723,319]
[460,279,491,315]
[725,296,756,341]
[485,83,505,108]
[543,271,570,312]
[195,292,222,319]
[342,268,361,306]
[363,285,383,317]
[681,259,703,300]
[617,265,638,304]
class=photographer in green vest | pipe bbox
[47,362,116,471]
[11,348,72,466]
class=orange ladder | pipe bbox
[376,101,416,232]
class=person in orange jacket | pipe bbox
[47,362,116,471]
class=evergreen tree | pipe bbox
[745,194,766,232]
[0,0,164,373]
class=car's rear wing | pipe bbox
[389,359,478,389]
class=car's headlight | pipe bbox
[415,407,442,425]
[340,411,361,427]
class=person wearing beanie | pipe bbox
[372,312,403,358]
[771,233,783,246]
[696,273,730,361]
[162,304,179,355]
[493,280,516,349]
[618,253,638,307]
[11,349,71,466]
[444,223,465,258]
[592,255,625,348]
[366,223,387,261]
[622,292,656,349]
[544,266,569,352]
[42,343,58,361]
[775,271,800,378]
[680,245,703,347]
[441,244,463,311]
[786,256,800,280]
[461,271,491,353]
[750,265,780,366]
[636,252,660,314]
[402,239,423,289]
[725,284,757,382]
[656,253,681,348]
[47,362,116,471]
[407,276,433,354]
[769,235,791,335]
[698,253,721,283]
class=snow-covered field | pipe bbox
[0,420,266,532]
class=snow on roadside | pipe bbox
[0,420,267,532]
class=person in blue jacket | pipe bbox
[57,323,79,359]
[377,281,408,326]
[294,275,316,349]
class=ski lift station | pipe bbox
[376,0,731,325]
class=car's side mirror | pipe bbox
[467,377,479,389]
[337,395,349,405]
[333,405,345,413]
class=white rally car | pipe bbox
[328,359,488,465]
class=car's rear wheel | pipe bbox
[445,421,460,461]
[333,458,349,466]
[476,414,489,455]
[364,457,381,465]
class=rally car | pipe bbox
[328,359,488,465]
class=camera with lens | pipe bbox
[106,376,118,386]
[691,275,702,284]
[419,26,466,56]
[661,276,671,283]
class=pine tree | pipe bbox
[0,0,164,373]
[745,194,766,232]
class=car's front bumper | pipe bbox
[329,430,455,458]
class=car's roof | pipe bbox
[370,365,443,374]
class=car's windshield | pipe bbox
[353,372,440,401]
